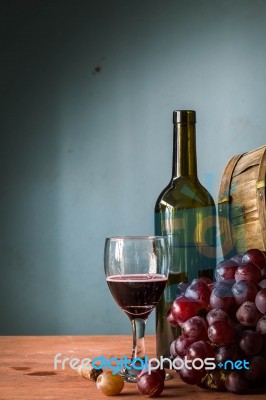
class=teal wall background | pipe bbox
[0,0,266,334]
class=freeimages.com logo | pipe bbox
[53,354,249,374]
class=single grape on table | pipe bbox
[96,370,124,396]
[137,370,164,398]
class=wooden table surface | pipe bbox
[0,335,265,399]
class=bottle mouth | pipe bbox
[173,110,196,124]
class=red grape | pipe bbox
[255,288,266,314]
[231,280,258,305]
[137,371,164,397]
[138,363,165,382]
[171,295,199,324]
[179,365,205,385]
[215,343,243,367]
[208,320,236,346]
[236,301,262,327]
[256,315,266,337]
[209,283,234,313]
[242,248,266,270]
[206,309,230,325]
[167,310,180,327]
[181,316,208,341]
[215,259,238,285]
[225,371,249,394]
[186,340,215,360]
[172,355,184,370]
[185,281,211,309]
[170,336,193,358]
[235,262,262,284]
[239,330,263,355]
[244,355,266,381]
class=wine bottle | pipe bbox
[155,110,216,358]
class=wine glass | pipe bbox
[104,236,169,382]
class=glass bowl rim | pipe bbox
[105,235,168,241]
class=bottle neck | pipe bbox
[172,122,198,179]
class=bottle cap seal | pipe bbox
[173,110,196,124]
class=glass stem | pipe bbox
[131,318,146,361]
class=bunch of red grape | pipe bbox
[168,248,266,394]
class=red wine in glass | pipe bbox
[107,274,167,320]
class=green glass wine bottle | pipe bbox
[155,110,216,358]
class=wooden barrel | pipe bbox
[218,145,266,257]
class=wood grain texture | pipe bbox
[0,336,265,399]
[218,145,266,256]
